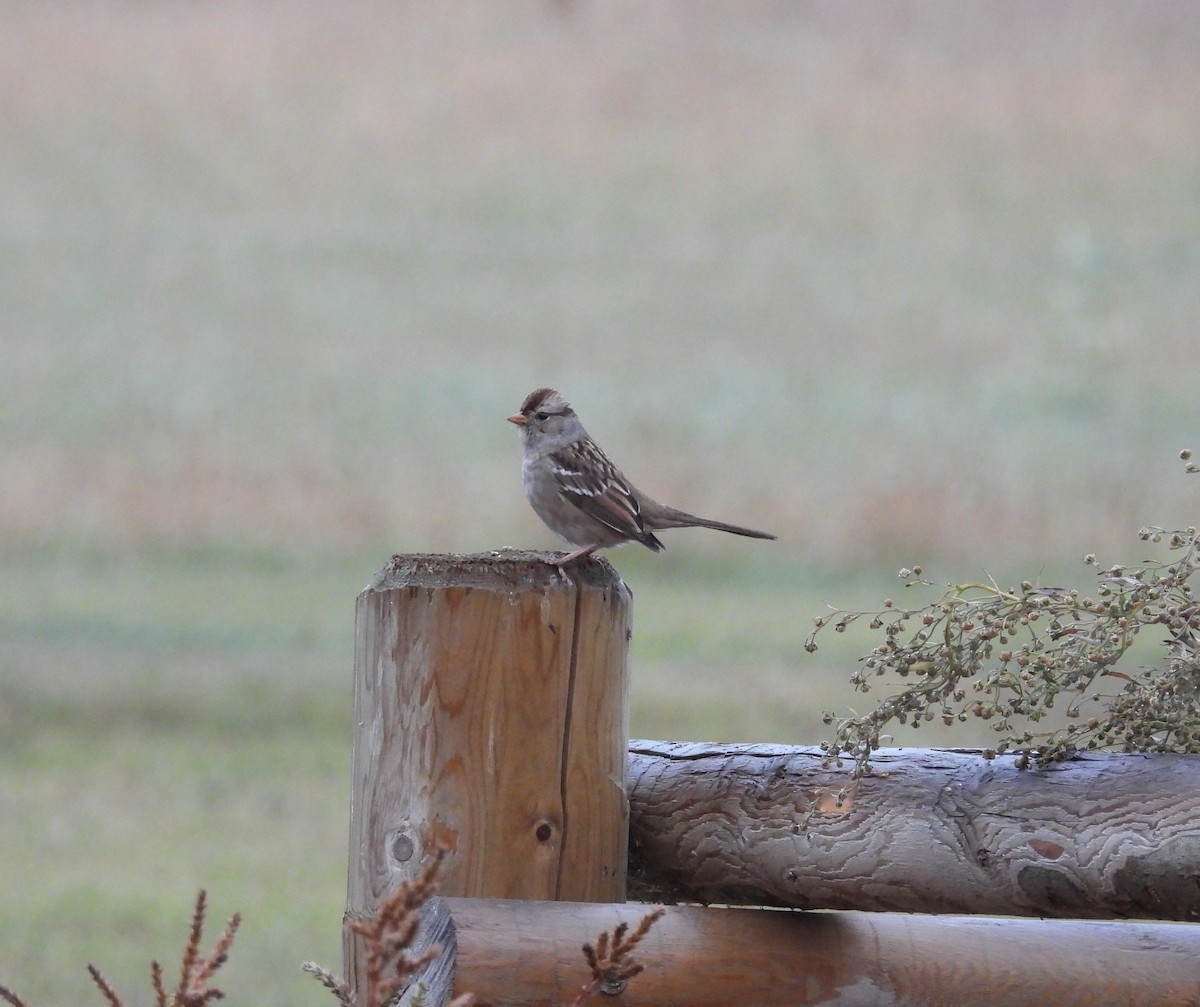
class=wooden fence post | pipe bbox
[343,552,632,994]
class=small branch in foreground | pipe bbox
[306,847,474,1007]
[84,890,241,1007]
[569,907,666,1007]
[0,985,30,1007]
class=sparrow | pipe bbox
[508,387,776,566]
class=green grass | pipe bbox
[1,727,346,1007]
[1,3,1198,1004]
[0,547,352,1007]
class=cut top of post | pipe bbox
[365,550,628,593]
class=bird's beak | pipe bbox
[507,413,527,426]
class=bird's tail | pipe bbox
[651,506,776,540]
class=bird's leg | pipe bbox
[553,543,601,567]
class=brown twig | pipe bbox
[309,847,475,1007]
[346,850,445,1007]
[85,890,240,1007]
[300,963,354,1007]
[152,961,168,1007]
[0,985,30,1007]
[0,984,27,1007]
[570,907,665,1007]
[185,902,240,999]
[86,965,124,1007]
[177,890,204,1000]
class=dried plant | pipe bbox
[301,963,355,1007]
[84,890,241,1007]
[0,984,29,1007]
[4,862,666,1007]
[305,848,474,1007]
[568,907,665,1007]
[811,450,1200,776]
[309,848,664,1007]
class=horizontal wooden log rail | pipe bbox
[627,740,1200,920]
[442,897,1200,1007]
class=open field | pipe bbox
[1,2,1198,1004]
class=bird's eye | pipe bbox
[534,410,549,421]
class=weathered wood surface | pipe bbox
[398,897,456,1007]
[345,552,632,995]
[628,741,1200,920]
[445,897,1200,1007]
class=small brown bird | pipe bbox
[508,388,776,566]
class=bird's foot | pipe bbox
[551,544,601,568]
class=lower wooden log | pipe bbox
[627,741,1200,919]
[443,897,1200,1007]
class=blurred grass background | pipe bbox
[1,2,1197,1003]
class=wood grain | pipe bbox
[344,552,631,995]
[627,741,1200,919]
[397,897,456,1007]
[445,897,1200,1007]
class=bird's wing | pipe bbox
[548,440,659,546]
